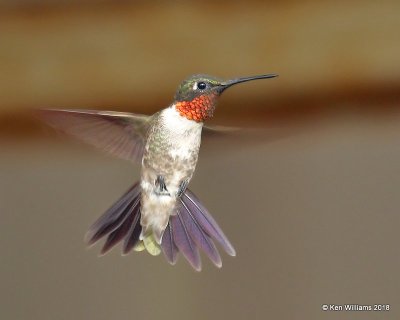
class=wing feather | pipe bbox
[37,109,150,162]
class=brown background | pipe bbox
[1,1,399,319]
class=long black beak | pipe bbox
[218,74,278,93]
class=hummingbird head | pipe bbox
[174,73,278,122]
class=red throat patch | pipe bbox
[175,94,217,122]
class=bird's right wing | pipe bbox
[202,124,241,137]
[37,109,151,163]
[201,123,298,156]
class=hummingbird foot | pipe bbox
[155,175,170,196]
[177,179,189,197]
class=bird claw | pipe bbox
[155,175,170,196]
[177,179,189,197]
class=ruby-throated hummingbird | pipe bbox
[39,73,277,271]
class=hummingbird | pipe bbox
[38,73,277,271]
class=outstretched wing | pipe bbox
[37,109,151,162]
[201,123,296,155]
[202,124,241,137]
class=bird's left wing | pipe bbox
[37,109,151,163]
[202,124,241,137]
[201,123,296,155]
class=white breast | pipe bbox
[161,106,203,159]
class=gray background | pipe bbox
[1,116,399,319]
[1,0,399,319]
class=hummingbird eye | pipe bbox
[197,82,207,90]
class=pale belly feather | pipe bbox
[139,106,203,241]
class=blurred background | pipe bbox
[1,1,400,319]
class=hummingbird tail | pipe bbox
[84,182,162,256]
[84,183,236,270]
[161,189,236,271]
[84,182,145,255]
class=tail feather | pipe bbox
[161,224,178,265]
[85,183,235,271]
[179,200,222,268]
[171,213,201,271]
[122,208,141,255]
[181,190,236,257]
[85,183,140,245]
[100,198,138,255]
